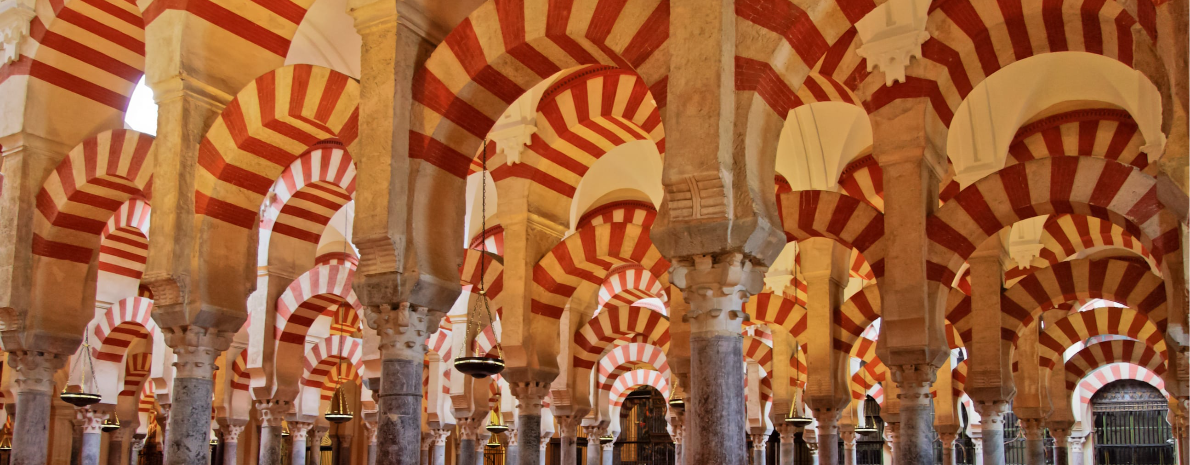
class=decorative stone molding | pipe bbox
[855,0,930,86]
[664,172,728,221]
[222,423,246,444]
[77,408,109,434]
[0,0,36,65]
[556,415,582,438]
[674,253,766,334]
[288,420,313,441]
[488,116,537,166]
[749,433,768,451]
[840,430,857,449]
[891,363,938,408]
[938,432,957,448]
[971,400,1011,430]
[1068,436,1085,452]
[8,351,67,393]
[775,423,798,444]
[163,326,232,380]
[428,428,449,446]
[539,431,552,450]
[364,422,379,445]
[457,416,484,441]
[582,425,607,441]
[255,400,291,428]
[1018,418,1045,441]
[365,303,444,360]
[1049,428,1070,448]
[504,427,519,446]
[509,381,551,416]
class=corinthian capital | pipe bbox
[8,351,67,394]
[672,253,766,333]
[365,303,444,360]
[77,408,109,434]
[255,400,291,427]
[163,326,231,380]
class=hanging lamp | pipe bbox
[324,360,354,424]
[101,412,120,433]
[0,418,12,451]
[281,421,291,438]
[485,435,501,448]
[667,396,684,408]
[854,400,877,434]
[486,406,509,434]
[0,436,10,451]
[454,139,506,379]
[784,356,813,427]
[61,333,102,407]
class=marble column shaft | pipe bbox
[290,422,313,465]
[938,433,957,465]
[815,416,841,465]
[688,333,746,465]
[364,422,378,465]
[164,328,228,465]
[971,437,983,465]
[840,430,857,465]
[309,427,328,465]
[1020,419,1046,465]
[510,382,548,465]
[77,408,107,465]
[370,304,441,465]
[601,441,614,465]
[1068,437,1085,465]
[749,433,767,465]
[475,434,488,465]
[891,366,936,465]
[80,432,102,465]
[9,351,66,465]
[776,425,796,465]
[584,429,601,465]
[973,402,1010,465]
[259,424,284,465]
[558,417,581,465]
[129,436,145,465]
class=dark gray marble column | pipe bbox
[419,434,430,465]
[891,366,936,465]
[667,413,684,465]
[77,408,108,465]
[557,416,581,465]
[156,406,171,463]
[164,329,230,465]
[80,430,103,465]
[427,428,448,465]
[9,352,66,465]
[601,441,614,465]
[973,401,1009,465]
[1019,418,1046,465]
[688,334,746,465]
[510,381,548,465]
[458,424,479,465]
[502,428,520,465]
[815,414,841,465]
[475,434,489,465]
[256,401,288,465]
[378,356,420,465]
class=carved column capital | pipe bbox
[222,423,246,444]
[972,400,1012,430]
[8,350,67,394]
[364,421,378,445]
[163,326,231,380]
[673,253,766,334]
[420,432,433,451]
[509,381,551,416]
[457,416,485,441]
[666,413,684,444]
[1050,428,1070,449]
[890,364,938,407]
[840,430,857,449]
[1068,435,1085,452]
[504,427,519,446]
[556,415,583,438]
[583,425,607,442]
[288,420,312,441]
[938,432,958,448]
[540,431,552,450]
[749,433,768,451]
[255,400,291,427]
[365,303,444,360]
[77,408,109,434]
[601,439,614,451]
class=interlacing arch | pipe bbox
[460,248,505,317]
[98,198,151,279]
[999,258,1167,344]
[952,359,968,398]
[532,220,670,319]
[744,291,807,336]
[742,335,775,374]
[1004,109,1152,171]
[837,155,884,212]
[1027,214,1158,277]
[598,264,666,312]
[609,369,670,409]
[92,296,157,362]
[776,190,886,277]
[230,350,252,391]
[470,225,505,254]
[260,144,357,243]
[302,335,364,390]
[926,157,1182,286]
[275,264,364,345]
[1037,306,1167,369]
[596,343,670,393]
[329,303,362,336]
[321,363,362,401]
[120,352,152,396]
[574,305,671,371]
[834,283,880,354]
[1075,363,1167,406]
[575,201,658,230]
[1064,339,1167,392]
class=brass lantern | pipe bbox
[454,139,506,379]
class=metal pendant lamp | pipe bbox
[454,139,506,379]
[101,412,120,433]
[325,383,354,424]
[61,333,102,407]
[486,406,509,435]
[784,360,813,428]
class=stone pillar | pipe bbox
[457,417,483,465]
[156,405,171,461]
[749,433,767,465]
[509,382,548,465]
[938,432,957,465]
[77,408,107,465]
[309,426,328,465]
[504,429,520,465]
[129,434,146,465]
[475,433,489,465]
[256,401,289,465]
[775,424,796,465]
[556,416,582,465]
[72,418,84,465]
[367,304,443,465]
[667,412,685,465]
[289,421,313,465]
[970,436,983,465]
[221,422,245,465]
[337,434,353,465]
[813,411,843,465]
[1068,436,1085,465]
[601,439,614,465]
[883,422,898,464]
[840,430,857,465]
[9,351,67,465]
[539,431,551,465]
[1050,430,1069,465]
[420,433,431,465]
[428,429,449,465]
[364,422,378,465]
[973,401,1010,465]
[161,328,230,465]
[807,441,820,465]
[675,254,763,465]
[887,366,936,465]
[583,426,603,465]
[108,425,135,465]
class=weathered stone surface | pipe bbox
[515,415,539,465]
[80,433,102,465]
[258,425,283,465]
[376,358,421,465]
[688,334,747,465]
[166,378,216,465]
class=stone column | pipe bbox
[420,433,431,465]
[129,434,146,465]
[973,401,1010,465]
[1068,436,1085,465]
[504,429,520,465]
[667,412,685,465]
[970,436,983,465]
[840,430,857,465]
[337,434,353,465]
[475,433,489,465]
[509,382,548,465]
[813,411,843,465]
[364,422,378,465]
[367,304,443,465]
[601,439,614,465]
[675,254,763,465]
[256,401,289,465]
[72,418,84,465]
[556,416,582,465]
[749,433,767,465]
[883,422,898,464]
[289,421,313,465]
[808,441,820,465]
[457,417,483,465]
[539,431,551,465]
[108,424,135,465]
[888,366,937,465]
[221,422,245,465]
[938,432,957,465]
[77,408,108,465]
[161,327,231,465]
[583,426,603,465]
[156,405,171,461]
[1050,429,1069,465]
[309,426,328,465]
[775,424,797,465]
[428,429,449,465]
[9,351,68,465]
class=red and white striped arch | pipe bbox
[474,322,502,358]
[92,296,157,363]
[999,258,1167,344]
[1005,109,1150,171]
[230,350,252,391]
[140,0,321,59]
[742,335,774,377]
[477,66,664,198]
[926,157,1182,285]
[837,155,884,213]
[302,335,364,388]
[98,198,151,279]
[574,305,670,371]
[596,342,669,393]
[952,359,968,398]
[314,252,358,269]
[776,190,886,278]
[195,64,359,231]
[609,369,670,408]
[869,0,1148,128]
[532,220,670,320]
[1037,306,1167,370]
[321,363,362,401]
[575,201,658,231]
[409,0,669,180]
[460,249,505,318]
[1027,214,1158,278]
[470,225,505,255]
[834,283,881,355]
[119,352,152,397]
[1064,339,1166,392]
[33,129,153,265]
[329,303,362,336]
[426,327,453,361]
[1074,363,1167,406]
[260,144,356,244]
[598,265,666,311]
[745,291,807,336]
[275,264,363,345]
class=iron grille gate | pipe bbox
[616,388,675,465]
[1092,379,1175,465]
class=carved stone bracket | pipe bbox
[8,351,66,394]
[365,303,444,361]
[890,363,938,408]
[222,422,246,444]
[972,400,1011,431]
[0,0,37,64]
[775,422,798,444]
[457,416,484,441]
[255,400,291,428]
[749,433,768,451]
[1018,418,1045,441]
[840,430,858,449]
[555,415,583,438]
